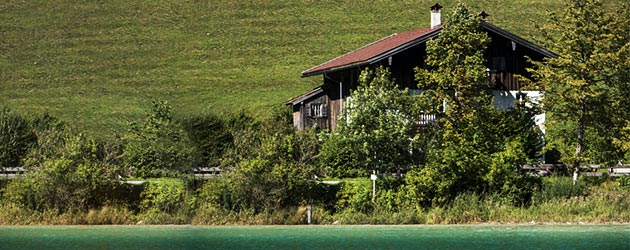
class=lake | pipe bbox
[0,225,628,250]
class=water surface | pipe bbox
[0,225,628,250]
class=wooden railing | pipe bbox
[418,112,439,126]
[489,71,521,90]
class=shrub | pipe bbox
[0,107,36,168]
[335,180,373,213]
[534,176,586,203]
[616,176,630,189]
[124,100,196,178]
[4,133,126,213]
[138,178,195,224]
[180,113,232,167]
[140,178,193,214]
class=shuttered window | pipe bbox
[309,103,327,118]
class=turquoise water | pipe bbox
[0,225,628,250]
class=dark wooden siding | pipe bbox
[485,32,544,90]
[294,94,331,130]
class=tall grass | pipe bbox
[0,205,136,225]
[330,180,630,225]
[1,180,628,225]
[191,205,334,225]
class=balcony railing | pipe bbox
[489,71,521,90]
[418,112,439,126]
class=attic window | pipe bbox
[310,103,327,118]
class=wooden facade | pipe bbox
[287,9,556,131]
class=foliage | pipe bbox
[199,112,321,213]
[140,178,192,214]
[123,100,196,178]
[617,176,630,188]
[415,2,491,129]
[320,66,419,178]
[180,113,233,167]
[4,132,125,213]
[485,140,541,206]
[534,176,586,203]
[199,161,319,213]
[529,0,630,167]
[0,107,36,169]
[405,3,543,207]
[334,180,374,213]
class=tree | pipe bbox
[529,0,630,171]
[404,3,542,206]
[415,2,491,132]
[180,113,233,167]
[5,130,125,213]
[0,107,35,169]
[123,99,197,178]
[319,66,419,177]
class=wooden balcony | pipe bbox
[489,71,522,91]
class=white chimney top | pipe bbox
[430,3,443,29]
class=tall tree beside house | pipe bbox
[319,66,420,177]
[529,0,630,170]
[415,3,491,133]
[403,3,542,206]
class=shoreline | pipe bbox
[2,222,629,227]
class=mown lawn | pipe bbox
[0,0,623,138]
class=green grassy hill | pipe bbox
[0,0,623,138]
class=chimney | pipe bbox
[478,11,490,21]
[430,3,443,29]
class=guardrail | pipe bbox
[1,167,224,179]
[521,164,630,177]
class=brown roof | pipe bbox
[301,22,558,78]
[285,87,324,105]
[301,25,442,77]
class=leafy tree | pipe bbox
[200,112,321,212]
[180,113,233,167]
[320,66,419,177]
[404,3,542,206]
[5,131,125,213]
[415,3,491,132]
[0,107,36,169]
[123,99,196,178]
[530,0,630,170]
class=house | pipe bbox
[286,3,557,131]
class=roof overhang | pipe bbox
[480,21,558,58]
[285,87,324,105]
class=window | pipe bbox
[309,103,327,118]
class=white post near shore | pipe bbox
[307,205,312,224]
[371,170,377,203]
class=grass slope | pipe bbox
[0,0,623,138]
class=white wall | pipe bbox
[493,90,545,133]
